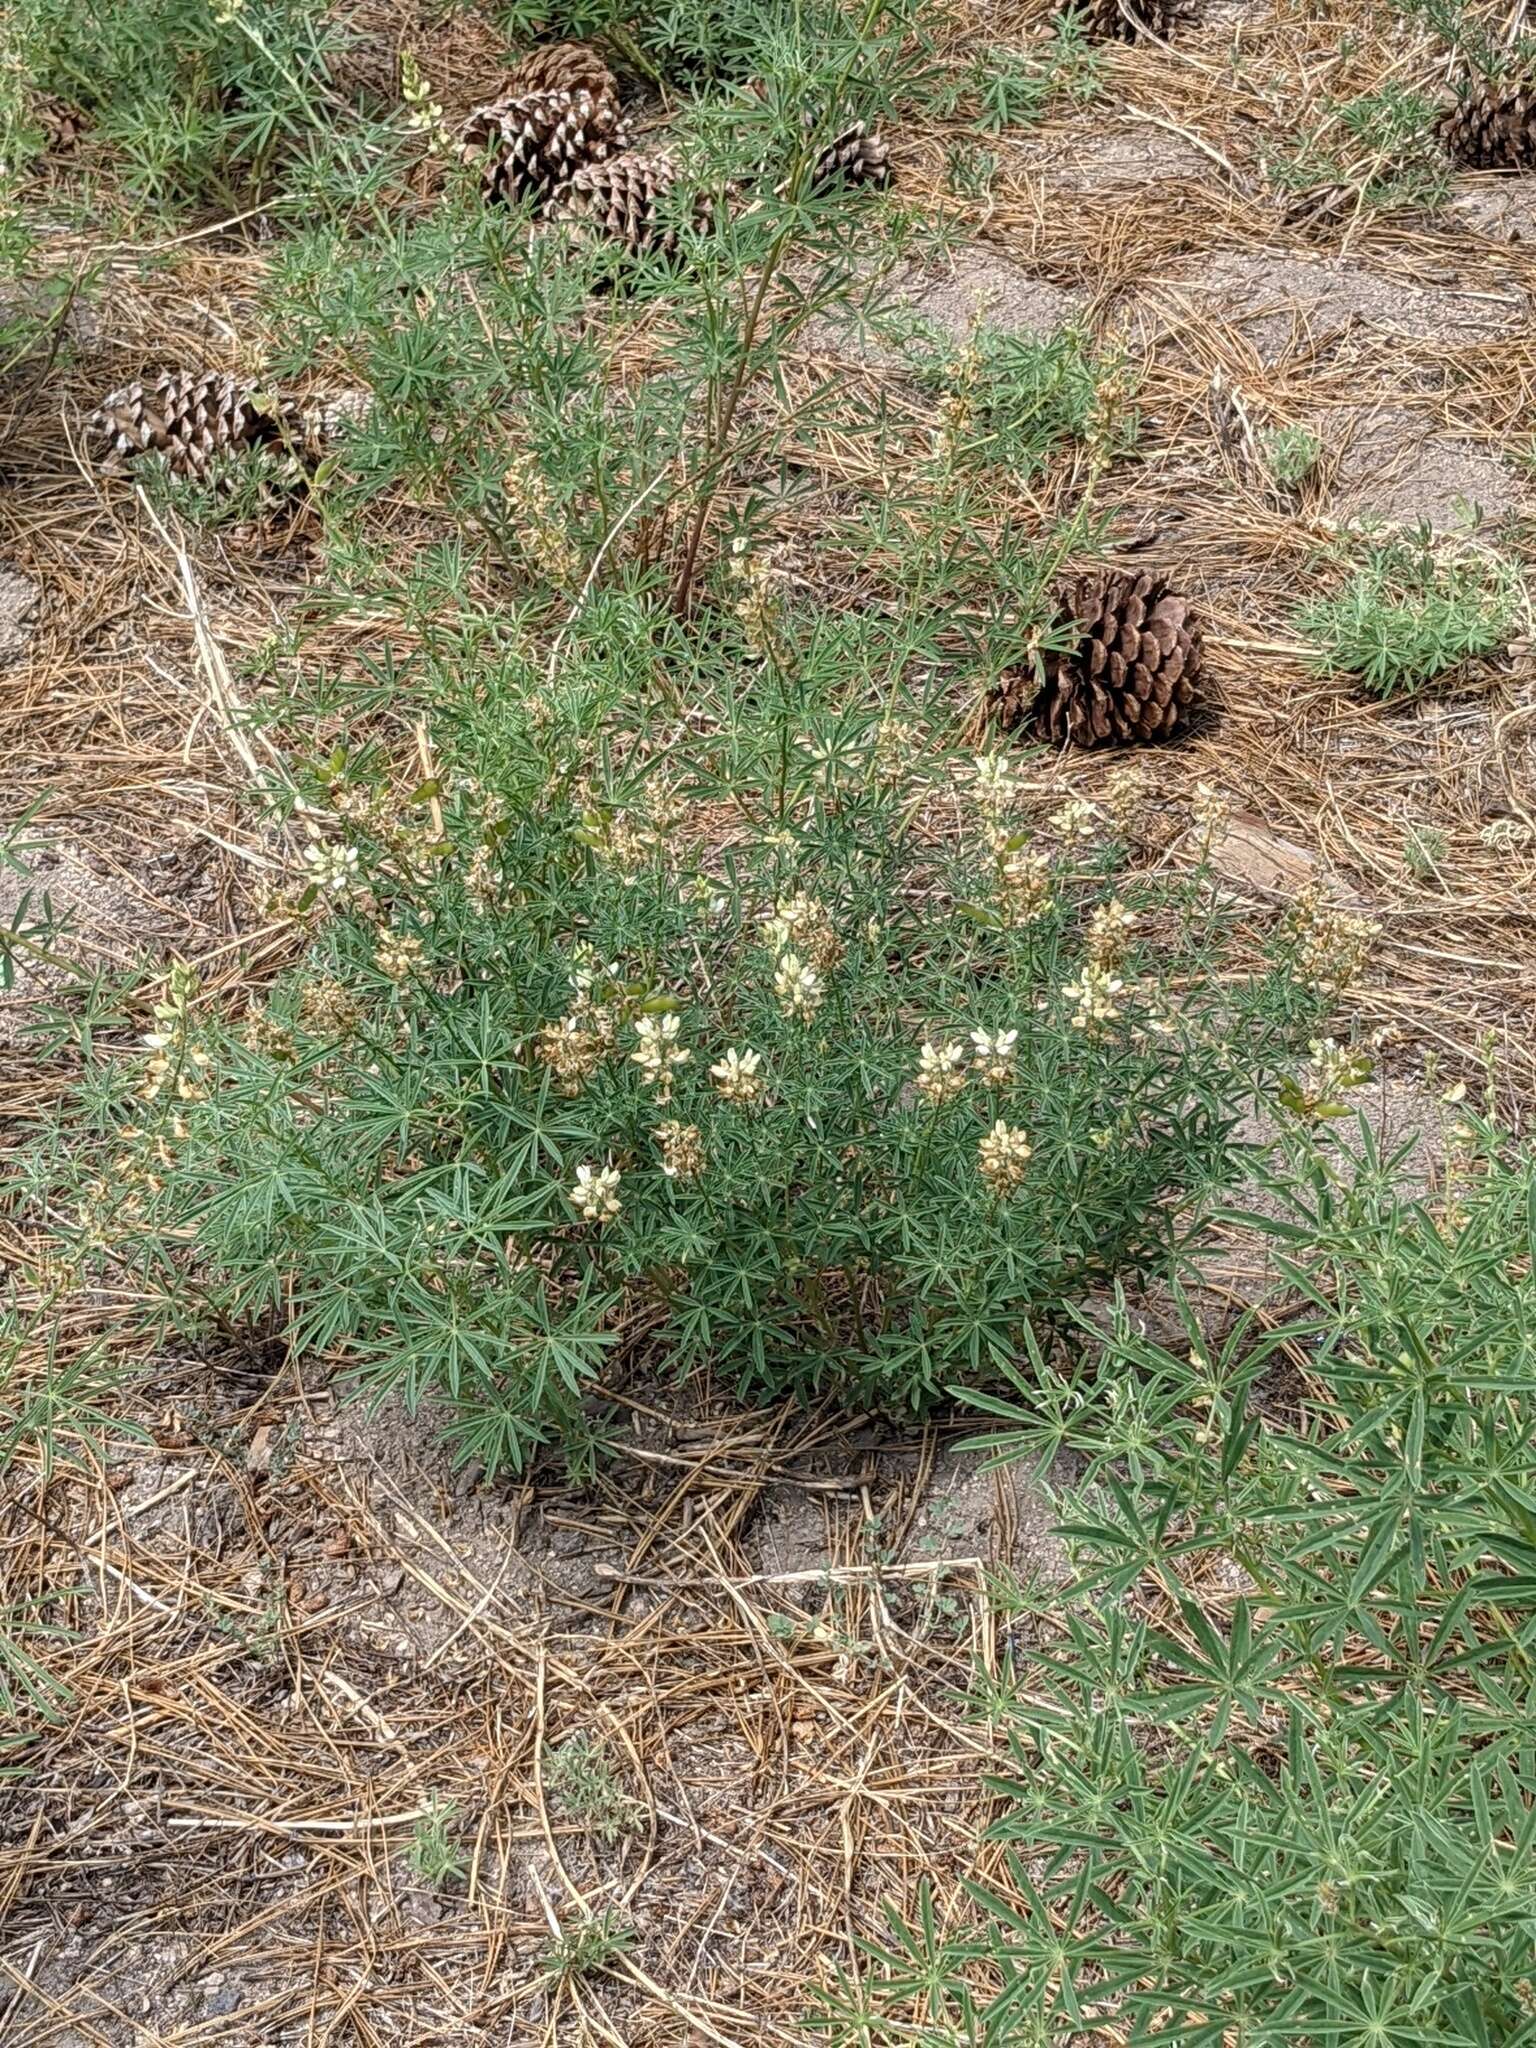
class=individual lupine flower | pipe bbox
[1191,780,1230,853]
[304,840,361,895]
[243,1010,295,1061]
[1286,880,1380,995]
[711,1046,766,1107]
[1281,1036,1373,1119]
[967,751,1019,822]
[998,847,1054,927]
[538,1016,608,1097]
[729,537,790,660]
[300,978,359,1036]
[400,52,452,153]
[1086,898,1136,968]
[970,1027,1018,1086]
[1048,797,1098,846]
[915,1039,968,1106]
[503,454,582,584]
[872,718,918,786]
[569,1161,622,1224]
[654,1120,705,1181]
[375,928,424,980]
[631,1012,690,1103]
[977,1119,1032,1198]
[1062,964,1125,1030]
[1102,764,1148,836]
[774,951,824,1019]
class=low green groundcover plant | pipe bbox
[1296,536,1522,702]
[819,1101,1536,2046]
[41,686,1321,1475]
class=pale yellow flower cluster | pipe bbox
[978,1120,1033,1198]
[140,964,211,1104]
[303,839,361,896]
[773,951,824,1019]
[761,891,843,972]
[632,1012,690,1104]
[654,1121,705,1180]
[728,537,790,660]
[1048,797,1098,846]
[300,978,359,1037]
[998,847,1054,928]
[1086,898,1136,969]
[967,752,1020,825]
[401,54,451,153]
[243,1010,295,1062]
[1191,781,1230,854]
[537,1014,611,1096]
[915,1039,967,1106]
[503,454,582,584]
[1288,1036,1373,1118]
[1102,765,1147,836]
[1062,964,1125,1031]
[375,929,424,981]
[1287,880,1380,995]
[711,1047,766,1107]
[872,718,919,787]
[569,1161,622,1224]
[970,1027,1018,1086]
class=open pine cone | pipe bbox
[505,40,617,103]
[1070,0,1191,41]
[459,85,628,210]
[550,150,713,264]
[809,118,891,193]
[86,370,368,484]
[1438,72,1536,169]
[35,95,90,155]
[87,371,302,482]
[993,570,1203,749]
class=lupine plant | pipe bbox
[817,1097,1536,2047]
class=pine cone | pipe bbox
[550,149,712,264]
[86,371,304,483]
[325,33,402,110]
[36,96,90,155]
[506,40,616,103]
[1071,0,1190,42]
[1438,72,1536,170]
[809,119,891,193]
[994,570,1203,749]
[459,86,628,210]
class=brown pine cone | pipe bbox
[550,149,713,264]
[993,570,1203,749]
[809,119,891,193]
[36,96,91,155]
[1070,0,1192,42]
[1438,72,1536,170]
[86,371,368,483]
[505,40,617,103]
[459,86,628,210]
[86,371,303,482]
